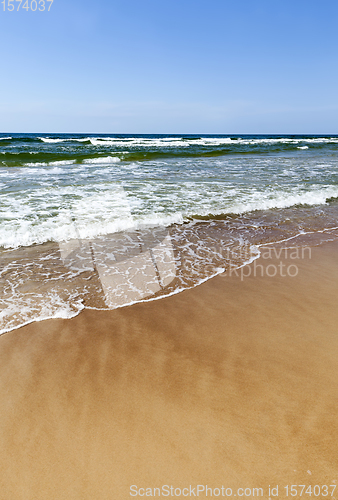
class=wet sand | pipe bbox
[0,239,338,499]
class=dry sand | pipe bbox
[0,239,337,499]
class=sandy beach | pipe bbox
[0,238,337,499]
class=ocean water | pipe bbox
[1,133,338,333]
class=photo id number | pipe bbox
[2,0,53,11]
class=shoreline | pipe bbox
[2,224,338,337]
[0,239,338,498]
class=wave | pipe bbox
[0,213,184,250]
[83,156,121,164]
[0,136,41,143]
[24,160,77,167]
[227,187,338,214]
[82,136,338,149]
[39,137,92,144]
[1,184,337,250]
[0,152,122,167]
[187,186,338,219]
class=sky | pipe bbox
[0,0,337,133]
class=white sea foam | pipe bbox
[0,212,184,249]
[39,137,66,143]
[24,160,76,167]
[83,156,121,164]
[39,137,91,143]
[226,186,338,215]
[0,180,336,250]
[0,290,84,335]
[0,136,12,141]
[0,181,185,249]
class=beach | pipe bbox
[1,237,337,499]
[2,0,338,491]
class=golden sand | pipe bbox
[0,240,337,499]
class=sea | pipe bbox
[1,133,338,334]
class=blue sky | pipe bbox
[1,0,337,133]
